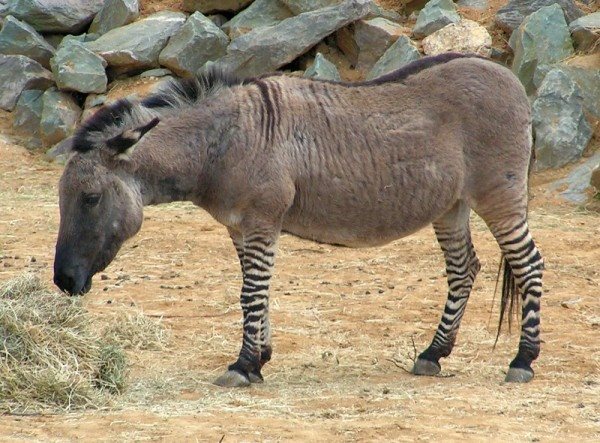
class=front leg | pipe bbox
[214,230,276,387]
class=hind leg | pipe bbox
[489,218,543,382]
[413,201,481,376]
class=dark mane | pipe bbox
[71,67,247,153]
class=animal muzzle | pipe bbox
[53,267,93,295]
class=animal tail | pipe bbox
[493,126,536,347]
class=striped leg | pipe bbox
[492,219,543,382]
[214,231,276,387]
[413,202,480,376]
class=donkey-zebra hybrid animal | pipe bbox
[54,53,544,387]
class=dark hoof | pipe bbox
[214,370,251,388]
[412,358,441,376]
[505,367,534,383]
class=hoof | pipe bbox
[214,370,251,388]
[248,370,264,384]
[412,358,441,376]
[505,367,534,383]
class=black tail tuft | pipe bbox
[494,255,519,347]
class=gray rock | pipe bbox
[223,0,293,39]
[39,88,81,147]
[45,135,74,164]
[209,14,228,28]
[495,0,584,33]
[12,89,44,149]
[159,12,229,76]
[422,19,492,57]
[335,25,359,66]
[6,0,104,33]
[456,0,488,11]
[367,35,420,80]
[280,0,341,14]
[558,61,600,119]
[304,52,341,81]
[50,40,107,93]
[140,68,172,78]
[509,4,574,94]
[86,11,186,71]
[569,12,600,52]
[413,0,460,39]
[365,1,402,22]
[355,17,407,70]
[183,0,254,14]
[89,0,139,35]
[532,69,592,170]
[0,15,55,68]
[215,0,370,77]
[0,54,53,111]
[549,152,600,203]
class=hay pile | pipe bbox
[0,274,166,413]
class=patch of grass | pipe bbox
[0,274,166,413]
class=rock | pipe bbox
[182,0,254,14]
[215,0,370,77]
[223,0,293,39]
[51,40,107,93]
[89,0,139,36]
[45,135,74,164]
[591,165,600,192]
[0,54,53,111]
[0,15,55,68]
[6,0,105,33]
[569,12,600,52]
[86,11,186,71]
[365,2,402,22]
[81,93,107,120]
[140,68,172,78]
[354,17,408,70]
[280,0,341,14]
[366,35,420,80]
[209,14,228,28]
[304,52,341,81]
[549,152,600,203]
[532,69,592,170]
[495,0,584,33]
[422,19,492,57]
[39,88,81,148]
[413,0,460,39]
[12,89,44,149]
[336,26,359,66]
[509,4,574,95]
[560,57,600,118]
[159,12,229,77]
[456,0,488,11]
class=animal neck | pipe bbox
[132,124,210,207]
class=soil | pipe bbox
[0,105,599,441]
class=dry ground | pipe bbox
[0,111,599,441]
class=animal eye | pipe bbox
[82,193,101,207]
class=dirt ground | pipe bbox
[0,102,599,442]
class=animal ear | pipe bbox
[106,117,160,160]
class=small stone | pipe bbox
[51,40,108,93]
[413,0,460,39]
[0,15,55,68]
[532,68,592,170]
[89,0,139,36]
[366,35,420,80]
[139,68,172,78]
[549,152,600,203]
[280,0,341,14]
[456,0,488,11]
[509,4,574,94]
[0,54,53,111]
[159,11,229,76]
[39,88,81,148]
[44,135,74,164]
[422,19,492,57]
[569,12,600,52]
[183,0,253,14]
[304,52,341,81]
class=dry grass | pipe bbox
[0,274,167,414]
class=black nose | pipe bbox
[53,268,91,295]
